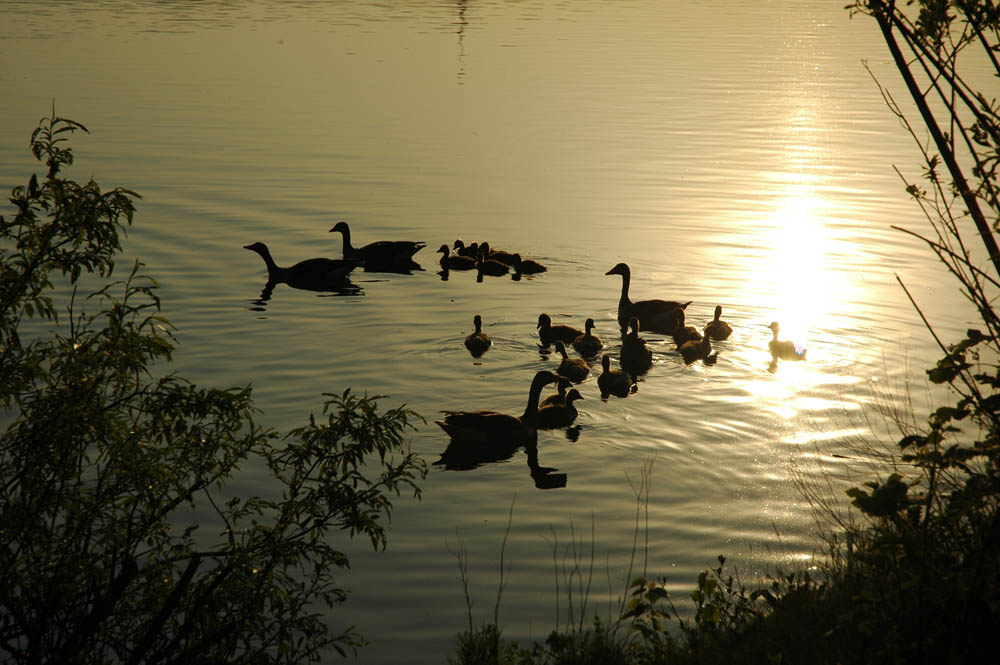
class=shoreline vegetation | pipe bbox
[448,1,1000,662]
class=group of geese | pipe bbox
[244,223,807,483]
[437,239,548,279]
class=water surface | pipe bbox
[0,1,976,662]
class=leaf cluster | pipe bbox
[0,111,426,664]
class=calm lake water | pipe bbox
[0,1,980,662]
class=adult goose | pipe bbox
[435,370,560,446]
[680,334,715,365]
[536,313,584,347]
[598,354,632,398]
[554,341,590,383]
[540,376,573,408]
[329,221,425,266]
[437,244,476,270]
[572,318,603,357]
[453,239,479,258]
[620,317,653,375]
[538,388,583,429]
[512,254,547,275]
[479,242,518,266]
[605,262,692,333]
[704,305,733,341]
[768,322,806,361]
[243,242,359,290]
[464,315,491,357]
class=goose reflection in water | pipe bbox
[434,441,567,490]
[247,278,362,311]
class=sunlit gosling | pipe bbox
[453,238,479,258]
[538,388,583,429]
[540,376,573,408]
[598,354,633,398]
[680,333,715,365]
[537,312,584,346]
[243,242,359,289]
[476,250,510,277]
[437,244,476,270]
[435,370,560,446]
[329,220,425,264]
[479,241,518,266]
[554,341,590,383]
[768,321,806,361]
[572,318,603,356]
[669,307,703,347]
[704,305,733,341]
[620,316,653,375]
[512,254,547,275]
[464,314,492,357]
[605,262,692,333]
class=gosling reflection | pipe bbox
[328,221,425,273]
[243,241,361,291]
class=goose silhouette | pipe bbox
[329,221,425,268]
[605,262,692,333]
[243,242,359,291]
[435,370,560,447]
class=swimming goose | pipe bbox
[464,314,492,357]
[329,221,426,265]
[704,305,733,341]
[554,341,590,383]
[243,242,359,290]
[476,250,510,277]
[536,313,584,346]
[435,370,560,446]
[598,354,632,398]
[619,316,653,375]
[605,262,692,333]
[540,376,573,408]
[572,318,603,356]
[680,333,715,365]
[453,239,479,258]
[437,244,476,270]
[479,242,519,266]
[512,254,547,275]
[538,388,583,429]
[669,307,703,347]
[768,322,806,360]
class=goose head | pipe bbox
[537,313,552,329]
[605,262,630,277]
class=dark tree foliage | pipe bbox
[0,111,426,664]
